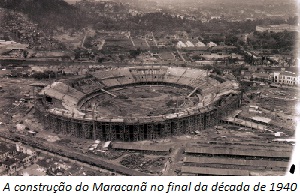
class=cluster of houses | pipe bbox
[0,142,38,175]
[241,67,299,86]
[75,0,131,21]
[1,9,64,53]
[0,40,29,58]
[0,64,91,78]
[176,40,218,49]
[256,24,299,33]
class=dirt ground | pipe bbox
[81,85,195,117]
[240,85,298,134]
[0,78,36,126]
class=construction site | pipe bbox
[0,65,296,176]
[34,66,241,142]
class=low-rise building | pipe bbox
[15,152,36,167]
[273,71,299,86]
[256,24,299,32]
[0,144,10,160]
[210,46,238,55]
[207,42,217,47]
[252,73,271,82]
[0,143,38,175]
[16,142,37,156]
[1,158,19,175]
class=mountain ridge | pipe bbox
[0,0,84,30]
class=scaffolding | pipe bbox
[34,91,242,142]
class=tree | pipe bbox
[129,48,141,58]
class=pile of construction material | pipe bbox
[120,153,144,169]
[120,153,166,174]
[94,151,124,160]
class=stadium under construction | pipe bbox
[34,66,242,142]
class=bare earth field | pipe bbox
[81,85,195,117]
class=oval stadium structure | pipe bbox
[35,66,242,142]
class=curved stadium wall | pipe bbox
[34,66,242,142]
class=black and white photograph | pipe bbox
[0,0,299,178]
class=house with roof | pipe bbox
[241,70,252,80]
[256,24,299,32]
[16,142,38,157]
[6,44,29,50]
[194,41,206,47]
[185,41,194,47]
[0,143,38,175]
[15,152,36,167]
[159,52,175,62]
[0,144,10,160]
[273,71,299,86]
[0,158,19,175]
[111,142,172,155]
[176,41,187,49]
[207,42,217,47]
[210,46,238,55]
[183,46,210,53]
[252,72,271,82]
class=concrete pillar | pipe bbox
[124,125,130,141]
[178,119,184,135]
[164,121,171,137]
[78,124,84,138]
[70,121,77,137]
[198,114,205,130]
[153,124,160,139]
[172,120,179,136]
[96,122,103,141]
[147,124,154,139]
[139,125,144,141]
[133,125,139,142]
[65,120,71,135]
[110,124,116,141]
[119,124,125,141]
[55,118,62,134]
[48,115,55,130]
[61,119,68,135]
[105,124,111,141]
[83,123,92,139]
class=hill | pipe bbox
[0,0,85,30]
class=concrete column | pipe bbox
[133,125,139,142]
[153,124,160,139]
[172,120,179,136]
[187,116,193,134]
[124,125,130,141]
[105,124,111,141]
[178,119,184,135]
[48,115,55,130]
[55,118,62,134]
[110,124,116,141]
[147,124,154,139]
[198,114,205,130]
[78,124,84,138]
[70,121,78,137]
[61,119,68,135]
[119,124,125,141]
[96,122,103,141]
[83,123,93,139]
[164,121,171,137]
[65,120,71,135]
[139,125,144,141]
